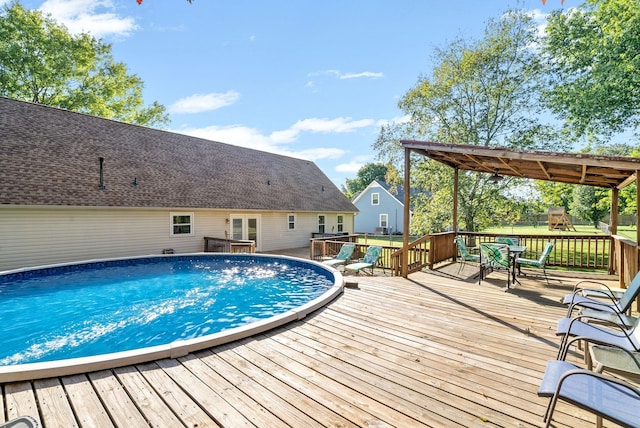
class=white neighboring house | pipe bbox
[352,180,407,235]
[0,97,358,271]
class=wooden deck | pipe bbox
[0,262,633,427]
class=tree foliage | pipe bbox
[543,0,640,139]
[375,9,563,234]
[342,163,389,200]
[534,181,574,212]
[0,3,168,127]
[570,185,611,227]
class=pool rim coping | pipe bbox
[0,252,344,382]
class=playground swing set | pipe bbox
[548,207,576,231]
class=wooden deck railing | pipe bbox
[310,235,360,261]
[456,232,613,272]
[310,235,399,274]
[310,232,640,293]
[203,237,256,253]
[612,235,640,287]
[390,232,456,276]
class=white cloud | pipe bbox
[336,156,372,174]
[39,0,137,38]
[306,69,384,88]
[175,124,348,161]
[339,71,384,80]
[270,117,376,143]
[527,9,551,38]
[168,91,240,114]
[375,115,411,128]
[308,69,384,80]
[173,115,378,161]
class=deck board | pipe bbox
[112,366,186,428]
[1,264,635,427]
[33,378,78,428]
[135,361,220,427]
[88,370,150,427]
[60,374,115,427]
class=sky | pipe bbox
[9,0,583,188]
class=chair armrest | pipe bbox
[572,280,617,297]
[559,333,636,361]
[572,312,634,330]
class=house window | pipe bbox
[379,214,388,228]
[318,215,326,233]
[371,193,379,205]
[171,212,194,236]
[288,214,296,230]
[337,215,344,232]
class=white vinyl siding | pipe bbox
[0,207,225,271]
[256,212,353,251]
[0,207,355,271]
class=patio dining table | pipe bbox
[508,245,526,285]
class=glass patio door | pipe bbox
[230,215,260,250]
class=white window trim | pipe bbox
[318,214,326,233]
[287,213,296,231]
[371,192,380,205]
[170,212,194,236]
[337,214,344,232]
[379,213,388,228]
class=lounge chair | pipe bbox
[322,243,355,268]
[344,245,382,276]
[555,314,640,364]
[562,270,640,318]
[537,360,640,428]
[514,241,554,286]
[454,236,480,273]
[479,243,511,288]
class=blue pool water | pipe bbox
[0,255,335,366]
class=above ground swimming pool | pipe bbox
[0,254,343,382]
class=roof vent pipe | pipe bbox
[98,157,106,190]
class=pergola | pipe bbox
[399,140,640,277]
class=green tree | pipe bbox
[342,163,388,199]
[535,181,574,212]
[0,3,168,127]
[543,0,640,139]
[375,9,564,233]
[570,185,610,227]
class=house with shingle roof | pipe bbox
[352,180,407,234]
[0,97,357,271]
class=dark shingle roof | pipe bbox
[0,97,357,212]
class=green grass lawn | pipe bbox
[357,224,637,247]
[483,224,637,242]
